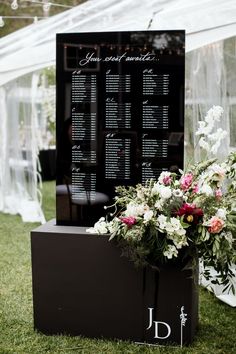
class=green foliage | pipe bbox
[191,158,217,176]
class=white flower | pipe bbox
[196,106,224,139]
[125,202,148,217]
[125,203,137,216]
[170,217,181,230]
[209,128,227,143]
[159,186,172,199]
[216,208,227,220]
[151,183,172,199]
[86,217,109,234]
[163,245,178,259]
[86,227,97,234]
[205,105,223,123]
[196,120,214,136]
[173,235,188,249]
[154,200,163,211]
[107,218,119,233]
[151,182,161,195]
[157,214,167,223]
[200,184,213,196]
[172,189,183,198]
[143,210,154,223]
[175,228,186,236]
[199,137,210,152]
[195,120,207,135]
[165,222,175,233]
[157,214,167,229]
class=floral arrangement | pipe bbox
[87,106,236,293]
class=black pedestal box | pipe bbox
[31,220,198,346]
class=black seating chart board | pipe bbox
[56,31,185,226]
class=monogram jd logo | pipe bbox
[146,307,171,339]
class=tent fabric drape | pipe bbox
[0,74,45,223]
[1,0,236,86]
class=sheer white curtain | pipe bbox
[185,40,230,164]
[0,73,45,223]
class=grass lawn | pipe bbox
[0,181,235,354]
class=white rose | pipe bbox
[159,186,172,199]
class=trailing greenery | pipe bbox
[0,181,235,353]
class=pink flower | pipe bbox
[215,188,222,199]
[180,173,193,191]
[158,172,172,185]
[120,216,137,228]
[163,176,172,186]
[208,216,224,234]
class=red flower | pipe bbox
[176,203,203,224]
[120,216,137,228]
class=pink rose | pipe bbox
[193,184,199,193]
[208,216,224,234]
[180,173,193,191]
[120,216,136,228]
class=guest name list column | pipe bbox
[104,70,132,181]
[71,72,97,201]
[141,69,170,183]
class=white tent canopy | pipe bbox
[1,0,236,86]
